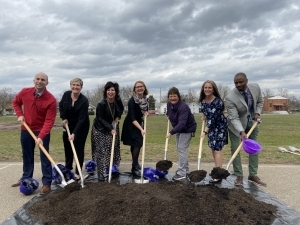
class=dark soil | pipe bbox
[156,160,173,171]
[28,177,277,225]
[188,170,207,182]
[210,167,231,180]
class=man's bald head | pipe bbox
[35,72,48,81]
[33,72,49,92]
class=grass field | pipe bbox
[0,114,300,164]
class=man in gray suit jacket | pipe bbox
[225,72,266,186]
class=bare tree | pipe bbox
[119,85,133,105]
[262,88,274,99]
[83,85,105,107]
[0,87,15,114]
[186,89,198,103]
[217,84,231,100]
[277,88,289,98]
[287,94,299,111]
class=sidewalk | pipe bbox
[1,162,299,223]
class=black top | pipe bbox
[121,96,145,147]
[59,90,90,134]
[92,97,124,134]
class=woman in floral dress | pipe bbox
[199,80,228,183]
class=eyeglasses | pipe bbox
[135,86,144,89]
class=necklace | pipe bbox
[107,99,115,120]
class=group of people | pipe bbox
[11,71,266,195]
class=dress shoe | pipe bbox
[40,185,51,195]
[131,165,141,177]
[234,176,243,186]
[11,180,21,187]
[248,176,267,187]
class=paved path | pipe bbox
[1,162,299,223]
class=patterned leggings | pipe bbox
[91,125,121,174]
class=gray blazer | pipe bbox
[225,83,263,137]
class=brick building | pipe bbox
[263,96,288,113]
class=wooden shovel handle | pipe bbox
[226,121,259,170]
[140,115,147,182]
[65,124,81,172]
[23,122,68,186]
[23,122,56,166]
[164,120,169,160]
[65,124,84,187]
[108,131,116,183]
[198,120,205,159]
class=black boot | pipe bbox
[131,165,141,177]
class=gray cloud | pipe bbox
[0,0,299,100]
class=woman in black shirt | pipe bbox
[59,78,90,180]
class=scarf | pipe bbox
[133,94,148,114]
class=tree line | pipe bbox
[1,85,300,114]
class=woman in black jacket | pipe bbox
[59,78,90,181]
[121,81,148,177]
[91,81,124,181]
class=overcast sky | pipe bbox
[1,0,299,101]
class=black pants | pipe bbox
[63,126,89,175]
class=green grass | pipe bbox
[0,114,300,164]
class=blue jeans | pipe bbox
[20,130,52,186]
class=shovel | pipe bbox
[108,122,116,183]
[155,120,173,172]
[226,120,259,170]
[23,122,73,188]
[65,124,85,188]
[288,146,299,152]
[134,115,149,184]
[197,120,205,170]
[278,147,300,156]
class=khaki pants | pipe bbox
[228,125,259,177]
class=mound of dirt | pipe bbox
[28,179,277,225]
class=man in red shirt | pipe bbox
[12,72,57,195]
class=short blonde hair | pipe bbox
[70,78,83,87]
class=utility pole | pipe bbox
[159,88,161,114]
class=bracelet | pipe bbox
[203,131,208,135]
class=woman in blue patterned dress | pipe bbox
[199,80,228,182]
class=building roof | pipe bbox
[268,96,288,100]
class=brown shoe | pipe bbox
[234,176,243,186]
[11,180,21,187]
[40,185,51,195]
[248,176,267,187]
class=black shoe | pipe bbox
[137,164,141,170]
[131,165,141,177]
[98,173,106,182]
